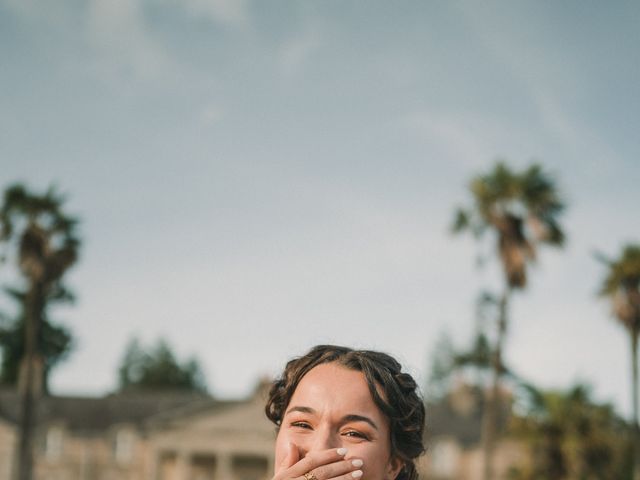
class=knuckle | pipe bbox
[313,465,329,478]
[299,457,313,472]
[302,449,342,474]
[309,452,330,467]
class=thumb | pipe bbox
[279,442,300,471]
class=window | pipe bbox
[45,426,64,461]
[232,455,269,480]
[191,455,216,480]
[114,428,135,464]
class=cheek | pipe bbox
[354,433,402,480]
[347,443,389,478]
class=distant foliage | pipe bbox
[425,327,502,402]
[598,244,640,337]
[117,337,208,393]
[507,384,633,479]
[596,243,640,476]
[425,332,457,401]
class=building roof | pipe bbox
[0,388,213,435]
[0,380,508,450]
[425,383,511,449]
[426,398,483,448]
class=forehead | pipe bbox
[289,363,380,413]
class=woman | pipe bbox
[265,345,426,480]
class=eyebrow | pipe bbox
[286,406,315,415]
[285,406,379,431]
[341,414,379,431]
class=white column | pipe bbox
[149,451,159,480]
[215,453,233,480]
[175,451,191,480]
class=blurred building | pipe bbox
[0,382,522,480]
[0,383,274,480]
[420,382,526,480]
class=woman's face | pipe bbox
[274,362,402,480]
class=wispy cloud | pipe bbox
[455,3,621,175]
[531,89,621,177]
[86,0,169,80]
[278,31,322,77]
[179,0,250,29]
[83,0,251,83]
[201,104,225,125]
[1,0,42,17]
[399,110,504,166]
[1,0,76,26]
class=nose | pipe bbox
[299,427,342,457]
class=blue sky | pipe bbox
[1,0,639,416]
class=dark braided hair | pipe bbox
[265,345,426,480]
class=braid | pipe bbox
[265,345,426,480]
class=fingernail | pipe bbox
[336,447,348,456]
[351,460,363,468]
[352,470,363,478]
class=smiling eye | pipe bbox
[342,430,368,440]
[291,421,312,430]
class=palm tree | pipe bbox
[0,183,80,480]
[509,383,632,479]
[452,162,565,480]
[0,287,73,386]
[597,244,640,479]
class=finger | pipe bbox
[279,442,300,471]
[288,448,348,478]
[332,468,363,480]
[309,458,364,480]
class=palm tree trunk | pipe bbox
[631,331,640,480]
[482,287,510,480]
[15,285,44,480]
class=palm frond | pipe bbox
[451,208,471,233]
[598,244,640,296]
[458,161,566,290]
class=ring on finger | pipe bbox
[304,472,318,480]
